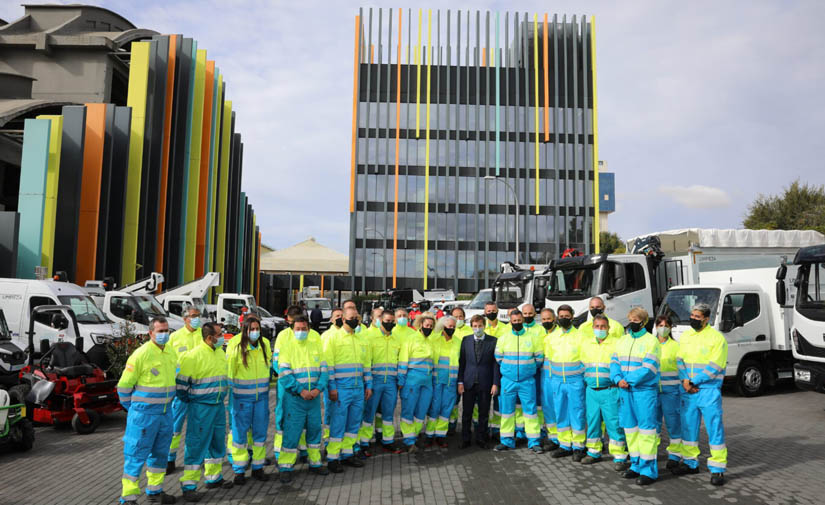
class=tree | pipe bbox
[600,231,626,254]
[743,180,825,235]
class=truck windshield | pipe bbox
[547,266,603,300]
[658,288,721,325]
[466,290,492,309]
[305,299,331,310]
[135,296,168,317]
[494,281,525,309]
[797,262,825,322]
[190,297,208,316]
[0,310,10,341]
[57,295,109,324]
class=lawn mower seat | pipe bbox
[49,342,95,378]
[0,389,9,428]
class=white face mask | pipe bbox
[656,326,671,338]
[456,319,465,328]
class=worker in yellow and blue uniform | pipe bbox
[359,309,403,454]
[392,308,417,345]
[117,317,177,504]
[426,316,461,448]
[511,304,544,444]
[483,302,506,438]
[654,314,683,471]
[226,317,271,484]
[272,305,304,457]
[611,307,661,486]
[581,314,629,471]
[323,306,372,472]
[398,312,435,453]
[674,303,728,487]
[166,308,203,473]
[493,310,544,453]
[322,308,344,440]
[176,322,233,501]
[546,305,586,460]
[539,308,559,451]
[277,315,330,482]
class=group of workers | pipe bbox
[115,295,728,504]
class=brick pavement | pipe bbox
[1,383,824,505]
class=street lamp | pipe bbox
[365,227,387,291]
[484,176,520,263]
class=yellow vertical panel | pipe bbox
[207,75,224,273]
[533,15,540,215]
[185,49,207,282]
[423,10,431,289]
[591,16,601,252]
[215,100,232,295]
[37,114,63,275]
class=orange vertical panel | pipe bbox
[195,60,215,277]
[75,103,107,285]
[155,34,177,285]
[349,16,361,213]
[393,7,401,288]
[543,15,550,142]
[481,46,486,67]
[370,44,375,64]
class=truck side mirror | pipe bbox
[775,264,787,281]
[51,313,68,330]
[776,280,787,306]
[611,264,626,293]
[74,337,84,352]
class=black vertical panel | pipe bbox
[53,106,86,279]
[135,39,158,280]
[165,37,192,286]
[253,224,260,297]
[243,200,252,294]
[0,212,20,277]
[95,103,116,279]
[106,106,132,281]
[235,141,244,293]
[225,129,240,291]
[210,84,227,270]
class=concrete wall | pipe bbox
[0,47,112,103]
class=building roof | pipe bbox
[260,237,348,275]
[627,228,825,254]
[0,98,73,128]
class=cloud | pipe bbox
[657,185,731,209]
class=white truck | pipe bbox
[154,272,218,322]
[0,278,116,367]
[302,298,333,331]
[776,244,825,393]
[216,293,258,329]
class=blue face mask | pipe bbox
[456,319,465,328]
[594,329,608,340]
[154,332,170,345]
[295,330,309,341]
[215,336,225,348]
[249,331,260,343]
[397,317,408,327]
[373,319,380,327]
[189,317,201,329]
[354,325,362,334]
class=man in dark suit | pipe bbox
[458,314,501,449]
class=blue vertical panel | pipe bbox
[16,119,51,278]
[599,172,615,213]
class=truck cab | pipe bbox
[101,291,184,335]
[217,293,257,329]
[302,298,332,331]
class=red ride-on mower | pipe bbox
[19,305,123,435]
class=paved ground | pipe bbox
[1,383,824,505]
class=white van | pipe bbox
[0,279,116,367]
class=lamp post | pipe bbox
[484,175,520,263]
[365,227,387,291]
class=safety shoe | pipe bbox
[475,440,488,450]
[541,439,559,452]
[205,479,233,490]
[613,461,631,472]
[252,469,268,482]
[342,456,365,468]
[711,473,726,486]
[382,442,403,454]
[233,473,246,486]
[356,450,368,460]
[447,424,457,436]
[580,455,601,465]
[493,444,510,452]
[530,446,544,454]
[328,460,344,473]
[572,450,585,462]
[622,470,640,479]
[148,492,177,504]
[309,465,330,476]
[264,457,274,466]
[406,443,418,454]
[436,438,449,449]
[552,448,573,458]
[279,471,293,484]
[636,476,656,486]
[182,490,202,503]
[165,461,176,474]
[460,440,473,449]
[672,462,700,476]
[425,436,435,448]
[666,459,680,470]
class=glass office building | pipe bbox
[349,8,602,293]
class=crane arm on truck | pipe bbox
[119,273,165,294]
[156,272,220,302]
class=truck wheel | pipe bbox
[71,410,101,435]
[11,418,35,451]
[736,359,766,397]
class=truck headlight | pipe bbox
[90,333,111,345]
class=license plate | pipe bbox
[795,369,812,382]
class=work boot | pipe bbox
[493,444,510,452]
[328,460,344,473]
[572,450,585,462]
[552,448,573,458]
[666,459,680,470]
[233,473,246,486]
[711,473,726,486]
[613,461,631,472]
[356,450,368,460]
[530,445,544,454]
[436,438,449,449]
[622,470,640,479]
[382,442,403,454]
[580,455,601,465]
[406,443,418,454]
[205,479,233,490]
[279,471,293,484]
[475,440,488,450]
[636,476,656,486]
[252,469,268,481]
[309,465,330,476]
[342,456,364,468]
[447,424,457,436]
[165,460,176,474]
[264,457,274,466]
[425,436,435,448]
[182,490,202,503]
[148,492,177,504]
[672,462,700,476]
[541,439,559,452]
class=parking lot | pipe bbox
[1,383,823,505]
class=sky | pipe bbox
[2,0,824,254]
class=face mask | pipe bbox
[690,318,704,331]
[249,330,260,343]
[589,308,603,318]
[485,312,497,321]
[294,330,308,341]
[373,319,380,327]
[558,317,572,329]
[334,317,343,328]
[189,317,202,329]
[629,321,643,333]
[215,336,225,348]
[382,322,395,333]
[354,325,362,333]
[511,322,524,332]
[444,327,455,337]
[154,332,170,345]
[594,329,608,340]
[345,318,359,330]
[456,319,465,328]
[422,327,433,337]
[473,328,485,338]
[656,326,671,338]
[397,317,408,327]
[524,316,535,326]
[542,321,555,331]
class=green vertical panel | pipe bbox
[37,114,63,276]
[214,100,232,294]
[16,119,51,279]
[205,72,221,273]
[236,192,246,292]
[184,48,207,282]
